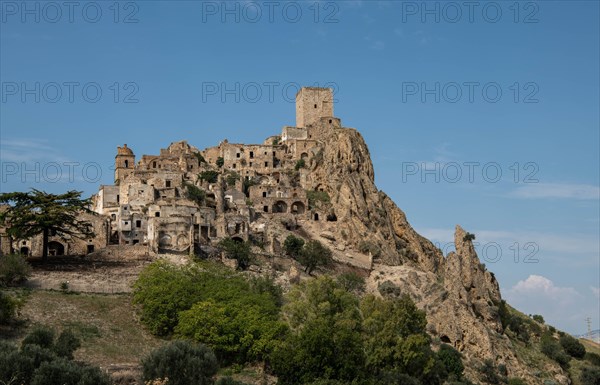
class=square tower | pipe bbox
[296,87,334,128]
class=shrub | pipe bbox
[479,359,500,384]
[540,332,570,368]
[585,352,600,366]
[0,344,35,385]
[0,290,18,324]
[194,152,206,164]
[141,341,218,385]
[306,190,330,209]
[559,334,586,359]
[298,240,332,274]
[30,357,110,385]
[22,325,56,350]
[199,171,219,183]
[463,232,475,242]
[294,159,305,170]
[216,157,224,168]
[133,261,207,335]
[532,314,545,324]
[580,366,600,385]
[225,172,240,187]
[336,272,366,293]
[185,183,206,206]
[218,238,252,270]
[54,329,81,360]
[438,344,464,379]
[0,254,31,286]
[283,235,304,259]
[358,241,381,258]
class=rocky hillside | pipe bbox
[288,126,570,384]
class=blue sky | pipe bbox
[1,0,598,334]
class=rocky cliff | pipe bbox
[297,126,569,384]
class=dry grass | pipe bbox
[3,289,162,369]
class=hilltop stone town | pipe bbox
[1,87,349,264]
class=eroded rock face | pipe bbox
[303,128,569,384]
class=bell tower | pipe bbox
[114,144,135,183]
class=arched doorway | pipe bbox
[314,213,319,221]
[47,241,65,256]
[291,201,306,214]
[20,247,29,256]
[231,236,244,243]
[272,201,288,213]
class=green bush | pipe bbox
[479,359,500,384]
[580,366,600,385]
[298,240,332,274]
[218,238,252,270]
[54,329,81,360]
[294,159,305,170]
[30,357,110,385]
[532,314,545,324]
[540,332,570,368]
[0,254,31,286]
[133,261,207,335]
[585,352,600,366]
[199,170,219,183]
[185,183,206,206]
[283,235,304,259]
[194,152,206,164]
[438,344,464,380]
[216,157,225,167]
[142,341,218,385]
[559,334,586,359]
[0,344,35,385]
[358,241,381,258]
[22,325,56,350]
[0,290,18,324]
[306,190,330,209]
[225,172,240,187]
[336,272,366,293]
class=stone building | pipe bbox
[1,87,342,258]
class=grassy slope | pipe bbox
[2,289,162,368]
[506,303,600,385]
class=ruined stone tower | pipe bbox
[114,144,135,183]
[295,87,334,128]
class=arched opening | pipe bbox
[314,213,319,221]
[124,159,129,168]
[272,201,288,213]
[326,213,337,221]
[159,234,172,248]
[300,152,308,160]
[20,247,29,256]
[47,241,65,256]
[291,201,306,214]
[176,234,188,247]
[231,236,244,243]
[440,335,451,343]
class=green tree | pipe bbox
[580,366,600,385]
[216,157,225,167]
[185,182,206,206]
[270,276,365,384]
[559,334,586,359]
[283,235,305,259]
[360,294,438,382]
[0,254,31,286]
[437,344,464,380]
[298,240,332,274]
[0,189,95,261]
[0,291,19,324]
[54,330,81,360]
[531,314,545,324]
[199,170,219,183]
[295,159,305,170]
[141,341,218,385]
[336,272,366,294]
[30,357,110,385]
[540,332,570,369]
[218,238,252,270]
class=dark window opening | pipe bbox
[249,151,254,158]
[329,119,332,123]
[124,160,129,168]
[249,162,253,167]
[87,245,95,254]
[124,221,129,225]
[116,195,120,203]
[236,153,240,158]
[136,220,141,228]
[263,206,268,212]
[314,213,319,221]
[133,240,139,245]
[22,241,26,246]
[166,180,171,188]
[262,192,267,197]
[314,104,317,108]
[264,162,268,167]
[233,164,236,169]
[153,161,157,168]
[155,212,160,217]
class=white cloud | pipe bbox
[591,286,600,299]
[510,183,600,200]
[504,275,594,333]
